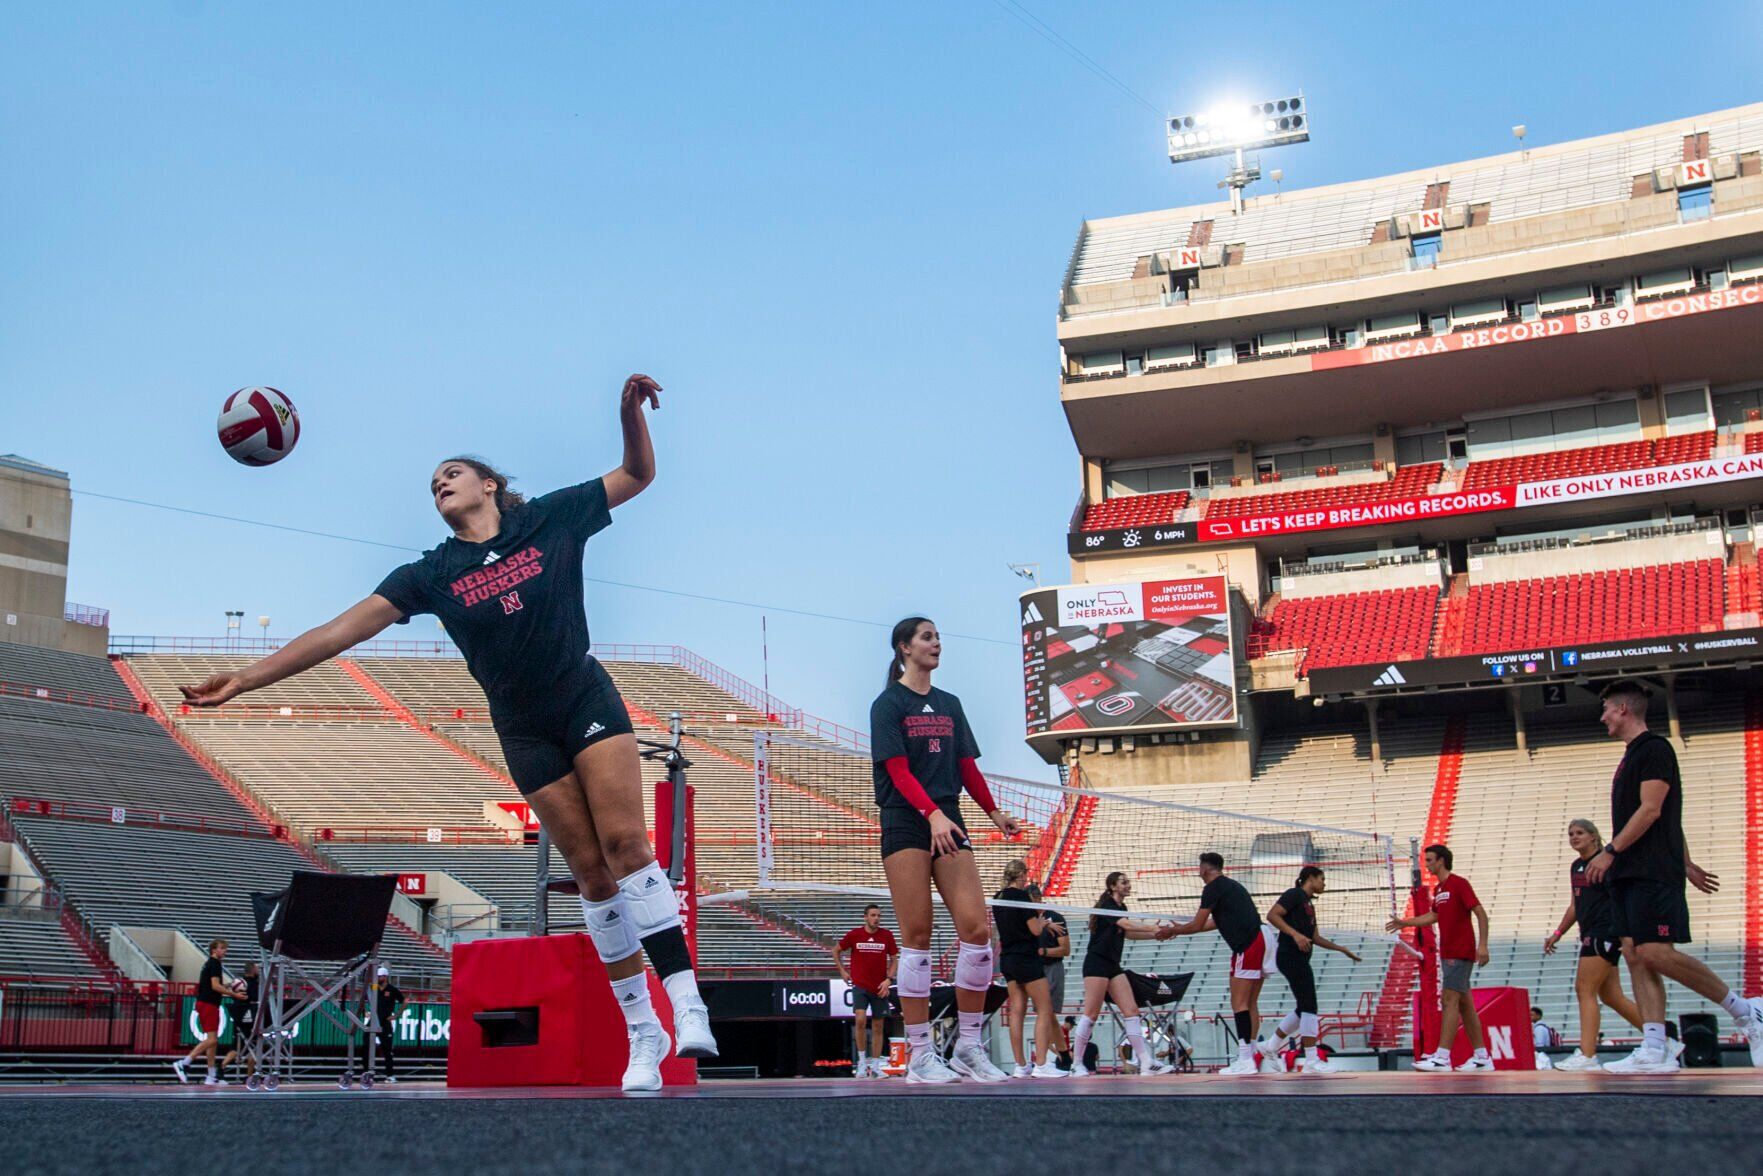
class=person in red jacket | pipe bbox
[1388,844,1493,1072]
[870,617,1022,1084]
[837,904,899,1077]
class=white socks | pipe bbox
[906,1022,933,1056]
[1721,991,1753,1023]
[957,1009,984,1048]
[610,973,659,1029]
[661,969,705,1013]
[1070,1015,1094,1062]
[1643,1022,1667,1053]
[1123,1015,1150,1065]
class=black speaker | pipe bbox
[1679,1012,1721,1067]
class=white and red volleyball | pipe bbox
[217,386,300,466]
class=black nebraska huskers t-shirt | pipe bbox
[869,683,980,810]
[374,479,612,701]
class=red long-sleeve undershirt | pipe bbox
[882,756,997,817]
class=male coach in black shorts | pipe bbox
[1584,679,1763,1072]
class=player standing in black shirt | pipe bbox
[1067,872,1176,1077]
[219,961,260,1083]
[992,859,1067,1078]
[1262,866,1359,1075]
[173,939,240,1085]
[1543,818,1643,1070]
[1165,852,1273,1075]
[179,376,716,1092]
[1584,680,1762,1073]
[870,617,1022,1084]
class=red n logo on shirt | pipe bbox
[928,738,941,753]
[500,591,523,614]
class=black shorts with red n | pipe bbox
[1609,876,1691,946]
[490,655,634,794]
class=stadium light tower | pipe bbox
[1167,93,1311,214]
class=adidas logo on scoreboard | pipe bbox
[1372,665,1408,687]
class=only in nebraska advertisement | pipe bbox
[1021,577,1236,755]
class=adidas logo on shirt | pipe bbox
[483,550,502,565]
[583,722,606,738]
[922,704,934,713]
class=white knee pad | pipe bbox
[897,948,932,999]
[1277,1010,1301,1037]
[616,862,682,938]
[954,941,992,992]
[581,895,640,964]
[1299,1012,1319,1039]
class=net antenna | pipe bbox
[1167,93,1311,215]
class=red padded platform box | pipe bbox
[448,932,696,1088]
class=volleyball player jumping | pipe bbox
[179,374,716,1092]
[1067,871,1176,1076]
[870,617,1021,1084]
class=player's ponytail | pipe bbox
[445,456,528,511]
[887,616,932,688]
[1090,870,1127,932]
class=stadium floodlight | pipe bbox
[1168,94,1310,213]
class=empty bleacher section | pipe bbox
[1205,463,1441,522]
[1078,491,1190,532]
[0,914,100,981]
[1459,440,1655,492]
[1253,587,1438,672]
[7,808,446,984]
[0,641,136,705]
[1457,559,1724,654]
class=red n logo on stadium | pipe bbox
[500,591,523,614]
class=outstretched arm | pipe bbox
[179,596,404,706]
[602,374,660,508]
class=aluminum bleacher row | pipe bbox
[1077,433,1753,535]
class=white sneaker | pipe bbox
[1604,1046,1678,1075]
[1555,1051,1602,1071]
[947,1042,1010,1083]
[383,1075,399,1084]
[905,1048,960,1084]
[1032,1060,1067,1078]
[1744,997,1763,1067]
[869,1058,890,1078]
[1259,1051,1288,1074]
[622,1022,668,1091]
[1068,1061,1092,1077]
[1012,1063,1035,1078]
[1668,1037,1686,1064]
[1220,1056,1260,1076]
[1412,1052,1454,1072]
[1140,1058,1176,1076]
[1297,1056,1338,1075]
[171,1059,188,1084]
[202,1075,227,1086]
[1455,1054,1494,1072]
[672,1004,718,1059]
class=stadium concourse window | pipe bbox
[1664,388,1712,433]
[1410,232,1442,268]
[1678,184,1713,221]
[1464,399,1641,459]
[1106,457,1233,497]
[1713,385,1763,427]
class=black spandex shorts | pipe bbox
[1610,876,1691,946]
[490,656,635,795]
[879,800,970,860]
[999,950,1045,986]
[1579,934,1621,965]
[1276,947,1318,1015]
[1080,956,1124,981]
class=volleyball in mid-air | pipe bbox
[217,386,300,466]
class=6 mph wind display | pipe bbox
[1020,576,1237,761]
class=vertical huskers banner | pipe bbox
[1020,576,1236,755]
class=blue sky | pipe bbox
[3,2,1759,777]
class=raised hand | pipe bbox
[179,674,245,708]
[622,373,661,412]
